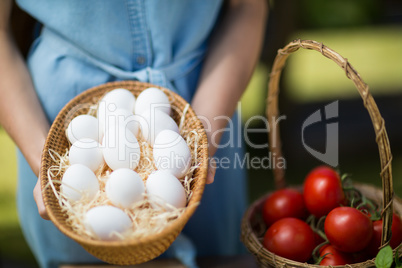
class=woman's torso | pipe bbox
[17,0,223,73]
[16,0,223,121]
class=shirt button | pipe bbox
[136,55,146,65]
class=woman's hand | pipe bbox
[33,173,50,220]
[206,158,217,184]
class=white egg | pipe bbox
[100,108,140,138]
[60,164,100,202]
[102,125,141,170]
[99,88,136,113]
[84,205,132,241]
[67,115,100,144]
[135,87,171,115]
[153,130,192,178]
[139,109,179,147]
[146,170,187,210]
[97,88,136,138]
[105,169,145,208]
[69,138,104,172]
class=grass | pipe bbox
[240,63,269,124]
[0,128,37,266]
[285,26,402,103]
[243,25,402,202]
[0,128,18,228]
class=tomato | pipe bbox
[366,213,402,257]
[262,188,308,226]
[324,207,373,253]
[303,166,345,218]
[319,244,354,266]
[263,218,316,262]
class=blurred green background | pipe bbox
[242,0,402,201]
[1,0,402,267]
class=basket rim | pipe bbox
[40,80,208,248]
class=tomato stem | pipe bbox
[317,230,328,241]
[309,214,328,251]
[341,174,380,219]
[341,173,351,183]
[306,214,316,226]
[316,216,326,231]
[394,243,402,266]
[312,241,329,264]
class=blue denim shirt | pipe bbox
[17,0,223,121]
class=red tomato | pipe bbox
[263,218,316,262]
[319,244,354,266]
[303,166,345,218]
[262,188,308,226]
[324,207,373,253]
[366,213,402,257]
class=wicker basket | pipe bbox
[40,80,208,265]
[241,39,400,267]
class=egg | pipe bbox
[105,169,145,208]
[67,114,100,144]
[97,88,136,138]
[102,125,141,170]
[84,205,132,241]
[100,108,140,138]
[146,170,187,210]
[139,109,179,147]
[99,88,136,113]
[69,138,104,172]
[60,164,100,202]
[135,87,171,115]
[153,130,191,178]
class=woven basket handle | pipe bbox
[266,39,394,248]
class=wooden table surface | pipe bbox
[60,255,259,268]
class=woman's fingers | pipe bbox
[33,176,50,220]
[206,157,216,184]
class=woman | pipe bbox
[0,1,267,267]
